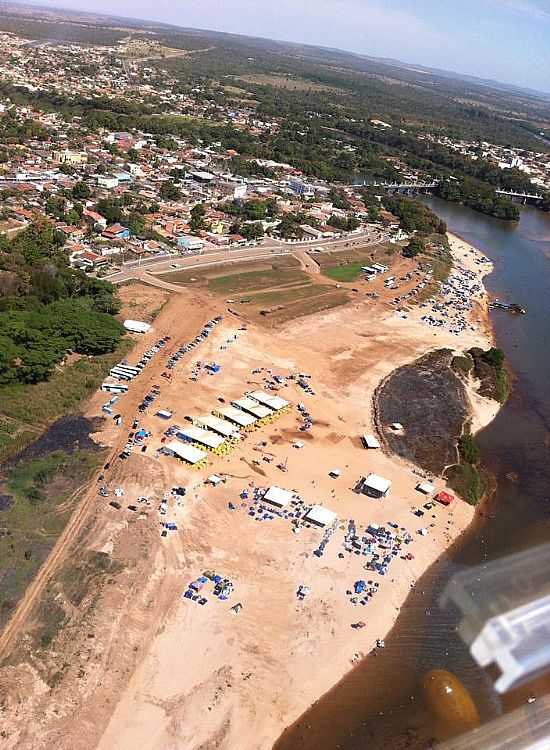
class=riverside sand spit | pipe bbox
[0,234,501,750]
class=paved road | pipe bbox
[106,231,387,286]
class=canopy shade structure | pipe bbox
[263,486,293,508]
[123,319,151,334]
[177,426,226,450]
[247,390,289,411]
[362,473,392,498]
[305,505,337,527]
[232,397,272,420]
[362,434,380,449]
[165,441,207,464]
[196,414,240,438]
[417,481,435,495]
[218,406,256,427]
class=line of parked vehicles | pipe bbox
[164,315,223,373]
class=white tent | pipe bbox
[305,505,337,527]
[362,434,380,449]
[263,486,293,508]
[417,481,435,495]
[177,426,225,450]
[248,389,289,411]
[362,473,392,498]
[232,397,272,420]
[196,414,239,438]
[123,319,151,334]
[218,406,256,428]
[165,441,206,465]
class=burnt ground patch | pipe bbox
[7,416,103,468]
[374,349,468,476]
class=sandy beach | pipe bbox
[0,233,501,750]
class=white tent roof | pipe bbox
[417,481,435,495]
[177,426,225,450]
[219,406,256,427]
[305,505,337,527]
[264,395,289,411]
[232,397,272,419]
[196,414,239,438]
[248,390,289,411]
[365,473,392,494]
[264,486,293,508]
[123,319,151,334]
[165,441,206,465]
[363,434,380,449]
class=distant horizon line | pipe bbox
[5,0,550,98]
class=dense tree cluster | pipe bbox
[437,178,520,220]
[0,106,48,144]
[327,214,360,231]
[222,198,278,221]
[403,237,425,258]
[0,222,123,385]
[381,196,447,234]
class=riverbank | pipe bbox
[0,235,502,750]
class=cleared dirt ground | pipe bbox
[117,282,170,323]
[0,236,498,750]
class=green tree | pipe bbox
[241,222,265,240]
[403,237,425,258]
[72,181,91,200]
[189,203,207,233]
[159,181,181,202]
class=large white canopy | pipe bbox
[305,505,337,527]
[364,473,392,495]
[232,397,272,419]
[218,406,256,427]
[248,389,289,411]
[264,486,293,508]
[177,426,225,450]
[165,441,206,464]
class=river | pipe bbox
[274,200,550,750]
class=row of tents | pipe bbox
[162,389,292,467]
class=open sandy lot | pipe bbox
[0,234,498,750]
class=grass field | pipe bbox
[247,283,337,307]
[160,255,352,325]
[0,449,104,630]
[323,262,366,282]
[314,244,396,279]
[256,291,350,326]
[209,268,308,295]
[160,256,303,292]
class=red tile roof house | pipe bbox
[69,250,107,269]
[83,208,107,230]
[102,224,130,240]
